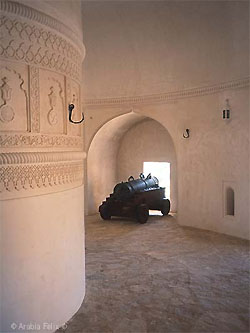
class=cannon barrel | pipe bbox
[113,174,159,198]
[99,173,170,222]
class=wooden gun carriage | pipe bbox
[99,173,170,223]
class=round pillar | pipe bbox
[0,1,86,331]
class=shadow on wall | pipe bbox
[86,112,178,215]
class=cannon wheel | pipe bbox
[99,204,111,220]
[161,199,170,215]
[136,204,149,223]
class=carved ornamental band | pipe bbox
[0,161,84,200]
[0,15,82,81]
[0,1,86,200]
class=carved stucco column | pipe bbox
[0,1,86,331]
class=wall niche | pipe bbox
[223,181,236,218]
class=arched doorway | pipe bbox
[86,112,177,216]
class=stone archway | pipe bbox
[86,111,177,216]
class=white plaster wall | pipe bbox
[82,0,249,99]
[175,89,249,239]
[117,120,177,212]
[83,0,249,240]
[87,129,118,215]
[0,187,85,332]
[87,112,145,215]
[85,86,249,239]
[138,89,249,239]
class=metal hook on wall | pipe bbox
[183,128,190,139]
[68,104,84,124]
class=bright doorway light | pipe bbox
[143,162,170,199]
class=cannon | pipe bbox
[99,173,170,223]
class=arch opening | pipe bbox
[87,112,178,216]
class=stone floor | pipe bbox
[61,213,250,333]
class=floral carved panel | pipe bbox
[0,62,29,132]
[39,69,66,135]
[29,66,40,132]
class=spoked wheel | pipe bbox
[161,199,170,215]
[99,204,111,220]
[136,204,149,223]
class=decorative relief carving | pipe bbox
[0,134,82,149]
[29,66,40,132]
[85,77,250,107]
[0,152,86,165]
[0,0,85,57]
[0,104,14,122]
[0,64,29,131]
[0,76,14,122]
[0,1,85,200]
[0,15,82,81]
[0,161,84,199]
[40,70,65,134]
[47,82,63,126]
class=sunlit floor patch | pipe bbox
[149,209,163,216]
